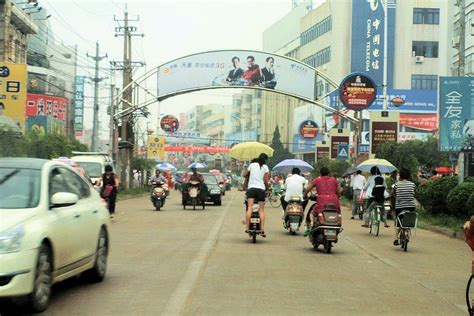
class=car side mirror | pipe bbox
[51,192,79,208]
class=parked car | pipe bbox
[202,173,223,205]
[0,158,110,313]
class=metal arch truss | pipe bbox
[112,50,359,124]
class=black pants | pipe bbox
[106,192,117,214]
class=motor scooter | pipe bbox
[309,203,343,254]
[183,180,205,210]
[283,196,304,235]
[246,202,261,243]
[151,181,167,211]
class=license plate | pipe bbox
[324,229,336,236]
[250,218,260,223]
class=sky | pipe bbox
[43,0,296,139]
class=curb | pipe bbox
[421,224,464,240]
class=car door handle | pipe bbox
[74,214,81,218]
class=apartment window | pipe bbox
[413,8,440,25]
[411,74,438,90]
[301,16,332,45]
[303,47,331,68]
[412,41,438,58]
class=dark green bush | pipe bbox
[416,176,458,215]
[447,182,474,218]
[466,193,474,218]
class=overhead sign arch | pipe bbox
[113,49,358,123]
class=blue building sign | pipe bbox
[350,0,396,88]
[439,77,474,152]
[291,133,323,153]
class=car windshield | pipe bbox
[0,168,41,209]
[76,162,102,177]
[203,174,218,184]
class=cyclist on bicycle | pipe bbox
[392,168,416,246]
[361,176,389,228]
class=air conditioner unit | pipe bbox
[452,36,460,48]
[415,56,424,63]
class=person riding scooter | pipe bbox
[280,167,308,213]
[150,169,168,196]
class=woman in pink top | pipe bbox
[304,167,341,228]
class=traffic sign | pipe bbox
[359,144,369,153]
[337,144,349,160]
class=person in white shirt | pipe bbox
[281,167,308,212]
[243,153,270,237]
[350,170,366,219]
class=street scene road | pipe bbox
[2,189,464,316]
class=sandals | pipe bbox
[261,231,266,238]
[361,224,369,228]
[384,224,390,228]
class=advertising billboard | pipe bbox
[160,114,179,133]
[339,73,377,110]
[158,50,316,101]
[399,113,437,131]
[371,122,398,154]
[147,135,166,160]
[26,93,68,122]
[74,76,85,132]
[26,116,65,135]
[350,0,396,87]
[331,136,350,159]
[299,120,319,138]
[439,77,474,152]
[0,63,27,132]
[316,144,330,159]
[291,104,324,153]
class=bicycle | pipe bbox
[396,211,418,252]
[466,274,474,315]
[356,197,365,220]
[369,204,383,236]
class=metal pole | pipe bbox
[109,82,116,158]
[92,42,100,151]
[382,0,389,110]
[120,11,130,188]
[459,0,466,183]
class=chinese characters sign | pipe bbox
[0,63,27,132]
[331,136,350,159]
[160,114,179,133]
[74,76,85,132]
[350,0,396,87]
[147,136,166,160]
[399,114,437,131]
[299,120,319,138]
[339,73,377,110]
[371,122,398,154]
[439,77,474,152]
[26,93,68,122]
[158,50,316,101]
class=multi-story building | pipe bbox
[262,0,451,159]
[185,103,231,145]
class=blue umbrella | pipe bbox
[272,159,314,174]
[188,162,207,169]
[156,163,176,170]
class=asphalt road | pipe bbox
[2,189,470,315]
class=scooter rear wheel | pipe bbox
[252,232,257,243]
[323,241,332,254]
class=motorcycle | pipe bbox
[247,203,261,243]
[283,196,304,235]
[151,181,167,211]
[309,203,343,254]
[183,180,205,210]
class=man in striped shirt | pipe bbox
[392,168,416,246]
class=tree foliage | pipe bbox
[313,157,351,178]
[376,137,450,174]
[267,125,294,169]
[0,130,88,159]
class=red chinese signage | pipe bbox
[160,115,179,133]
[400,114,437,131]
[299,120,319,138]
[26,93,67,121]
[371,122,398,154]
[316,146,330,159]
[165,146,230,153]
[339,73,377,111]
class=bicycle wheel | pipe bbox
[270,194,281,208]
[466,274,474,315]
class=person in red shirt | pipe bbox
[242,55,262,85]
[303,167,341,235]
[464,216,474,272]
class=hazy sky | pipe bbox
[44,0,295,137]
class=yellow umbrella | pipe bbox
[229,142,274,160]
[357,158,397,174]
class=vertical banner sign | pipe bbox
[371,122,398,154]
[147,135,166,160]
[74,76,85,132]
[331,136,350,159]
[350,0,396,87]
[0,63,27,132]
[439,77,474,152]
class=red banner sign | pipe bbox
[400,114,437,131]
[26,93,67,121]
[165,146,230,153]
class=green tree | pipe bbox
[0,131,26,157]
[267,125,294,169]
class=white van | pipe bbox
[71,152,114,184]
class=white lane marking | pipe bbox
[161,192,236,315]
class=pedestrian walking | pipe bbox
[98,165,120,218]
[350,170,366,219]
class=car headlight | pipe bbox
[210,189,221,194]
[0,225,25,254]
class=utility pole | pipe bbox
[87,42,107,151]
[457,0,466,183]
[109,81,116,160]
[113,9,145,188]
